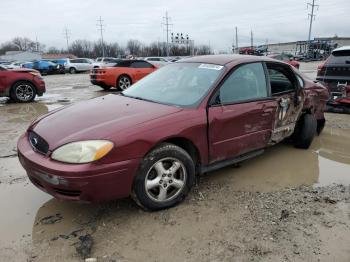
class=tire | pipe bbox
[117,75,131,91]
[69,67,77,74]
[293,114,317,149]
[10,81,37,103]
[132,143,195,211]
[317,118,326,135]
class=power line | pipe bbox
[162,11,173,57]
[307,0,319,57]
[63,27,71,51]
[96,16,106,57]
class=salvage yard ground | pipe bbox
[0,62,349,261]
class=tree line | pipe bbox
[0,37,212,58]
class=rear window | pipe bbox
[328,50,350,64]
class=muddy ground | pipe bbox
[0,62,349,262]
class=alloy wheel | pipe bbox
[118,76,131,90]
[15,84,34,102]
[144,157,187,202]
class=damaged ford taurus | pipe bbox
[18,55,329,210]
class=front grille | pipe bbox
[28,131,49,155]
[53,188,81,197]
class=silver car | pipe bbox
[65,58,94,74]
[92,57,121,68]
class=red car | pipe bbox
[18,55,328,210]
[90,60,158,90]
[0,65,46,102]
[268,54,300,69]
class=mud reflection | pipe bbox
[205,127,350,192]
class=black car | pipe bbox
[317,46,350,112]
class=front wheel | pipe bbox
[117,75,131,91]
[132,143,195,211]
[10,81,36,103]
[69,67,77,74]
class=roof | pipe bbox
[332,46,350,53]
[180,54,275,66]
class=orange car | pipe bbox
[90,60,158,90]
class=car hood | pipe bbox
[30,94,183,150]
[12,68,39,73]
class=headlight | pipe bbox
[51,140,114,164]
[29,71,41,77]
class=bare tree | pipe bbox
[127,40,142,56]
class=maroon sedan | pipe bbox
[0,65,45,102]
[18,55,328,210]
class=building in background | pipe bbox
[0,51,42,61]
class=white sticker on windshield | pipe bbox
[198,64,223,70]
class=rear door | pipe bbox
[208,62,276,163]
[130,61,156,81]
[265,62,304,144]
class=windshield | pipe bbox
[122,62,224,107]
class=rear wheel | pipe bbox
[117,75,131,91]
[132,143,195,211]
[10,81,36,103]
[293,114,317,149]
[69,67,77,74]
[317,118,326,135]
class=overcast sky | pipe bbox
[1,0,349,52]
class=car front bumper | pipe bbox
[17,133,141,202]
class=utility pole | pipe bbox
[250,30,254,49]
[96,16,106,57]
[162,11,173,57]
[63,27,71,52]
[307,0,318,58]
[235,26,238,54]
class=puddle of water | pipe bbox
[205,127,350,192]
[0,182,51,247]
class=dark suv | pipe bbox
[317,46,350,112]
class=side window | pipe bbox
[267,64,296,95]
[70,59,78,63]
[115,61,131,67]
[131,61,154,68]
[217,63,267,104]
[296,75,304,88]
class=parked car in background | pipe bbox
[22,60,65,75]
[317,46,350,113]
[93,57,122,68]
[18,55,328,210]
[65,58,94,74]
[268,53,300,69]
[0,65,45,102]
[90,60,158,90]
[144,57,170,63]
[0,61,23,69]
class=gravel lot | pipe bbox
[0,63,349,261]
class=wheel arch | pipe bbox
[116,74,132,86]
[145,137,202,175]
[10,79,37,94]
